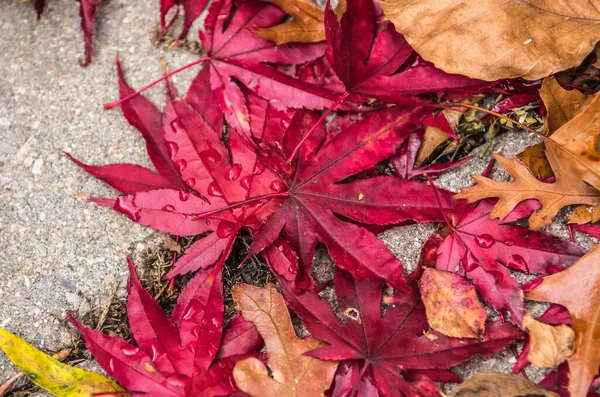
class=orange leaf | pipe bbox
[419,268,486,339]
[232,284,338,397]
[526,244,600,397]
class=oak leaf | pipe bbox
[419,268,486,339]
[453,372,558,397]
[377,0,600,81]
[527,243,600,397]
[232,283,338,397]
[522,313,575,369]
[0,328,124,397]
[455,152,600,230]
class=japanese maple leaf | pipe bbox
[264,239,525,397]
[68,256,263,397]
[426,196,584,325]
[160,0,208,40]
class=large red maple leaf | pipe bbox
[68,257,263,397]
[426,196,584,325]
[265,239,524,397]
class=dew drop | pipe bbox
[175,159,187,172]
[253,162,265,175]
[475,234,495,248]
[115,196,140,221]
[270,180,286,192]
[207,182,224,197]
[179,190,190,201]
[109,358,115,372]
[224,164,242,181]
[166,141,178,159]
[186,178,196,188]
[507,254,528,272]
[122,347,139,356]
[230,206,244,220]
[503,239,515,247]
[216,221,236,238]
[205,220,211,226]
[171,118,184,133]
[240,175,252,190]
[162,204,176,212]
[287,265,297,274]
[187,342,196,354]
[183,306,198,320]
[200,148,222,164]
[190,326,200,338]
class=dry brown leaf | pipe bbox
[163,236,181,254]
[232,284,338,397]
[522,313,575,369]
[452,372,559,397]
[516,142,553,179]
[415,109,462,167]
[419,268,486,339]
[527,244,600,397]
[377,1,600,81]
[253,0,346,44]
[455,152,600,230]
[568,204,600,224]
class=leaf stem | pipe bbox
[286,91,350,163]
[349,360,370,397]
[192,191,289,221]
[104,56,211,109]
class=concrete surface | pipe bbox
[0,0,596,392]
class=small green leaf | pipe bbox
[0,328,125,397]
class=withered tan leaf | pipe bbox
[527,244,600,397]
[568,203,600,224]
[376,0,600,81]
[419,268,486,339]
[453,372,559,397]
[522,313,574,369]
[455,152,600,230]
[232,284,338,397]
[415,109,462,167]
[253,0,346,44]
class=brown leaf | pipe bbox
[163,236,181,254]
[455,152,600,230]
[522,313,575,369]
[377,1,600,81]
[419,268,486,339]
[541,76,593,135]
[253,0,346,44]
[516,142,553,179]
[415,109,462,167]
[453,372,559,397]
[526,244,600,397]
[568,204,600,225]
[232,284,338,397]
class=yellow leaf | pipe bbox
[377,0,600,81]
[232,284,338,397]
[0,328,124,397]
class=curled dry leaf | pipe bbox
[527,244,600,397]
[232,284,338,397]
[453,372,559,397]
[377,0,600,81]
[522,313,575,369]
[0,328,124,397]
[419,268,486,339]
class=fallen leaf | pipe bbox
[516,143,553,180]
[527,244,600,397]
[377,0,600,81]
[253,0,343,44]
[159,0,209,40]
[0,328,124,396]
[455,152,600,230]
[266,240,525,395]
[568,204,600,225]
[453,372,559,397]
[419,268,486,339]
[76,0,101,67]
[69,256,263,397]
[232,283,338,397]
[522,313,575,369]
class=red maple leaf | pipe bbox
[426,194,584,325]
[68,256,263,397]
[159,0,208,40]
[264,239,524,396]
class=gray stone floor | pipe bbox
[0,0,595,392]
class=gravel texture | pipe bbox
[0,0,597,393]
